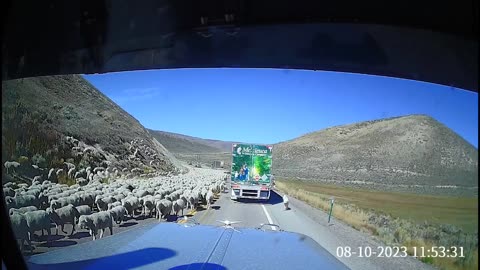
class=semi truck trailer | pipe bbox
[230,143,273,201]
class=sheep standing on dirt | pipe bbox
[24,210,52,242]
[10,212,33,252]
[48,204,80,235]
[77,211,113,240]
[4,161,20,174]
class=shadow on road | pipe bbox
[27,247,177,270]
[39,240,77,248]
[195,206,207,213]
[169,263,227,270]
[120,222,138,228]
[68,232,90,239]
[211,206,221,210]
[33,234,64,242]
[166,215,179,222]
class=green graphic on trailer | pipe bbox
[231,144,273,184]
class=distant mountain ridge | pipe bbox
[147,130,233,154]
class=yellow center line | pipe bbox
[197,207,211,224]
[177,209,198,223]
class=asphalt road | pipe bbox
[23,177,435,270]
[191,181,435,270]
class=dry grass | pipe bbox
[277,180,478,232]
[276,179,478,270]
[56,174,76,186]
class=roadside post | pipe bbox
[328,196,335,223]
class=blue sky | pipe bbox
[83,69,478,147]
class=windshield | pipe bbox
[2,69,478,270]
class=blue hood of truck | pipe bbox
[27,222,349,270]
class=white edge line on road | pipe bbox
[261,204,277,231]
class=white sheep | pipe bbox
[9,206,38,215]
[24,210,53,242]
[68,168,76,179]
[142,196,155,217]
[155,199,172,220]
[77,211,113,240]
[38,193,49,209]
[64,162,75,171]
[187,194,199,210]
[107,201,122,210]
[48,168,56,181]
[75,205,92,217]
[121,197,140,218]
[173,198,187,216]
[114,193,125,202]
[14,194,39,209]
[108,205,127,224]
[48,204,79,235]
[93,167,105,173]
[81,193,95,208]
[4,161,20,174]
[206,190,214,209]
[76,177,89,186]
[95,197,109,212]
[10,212,32,252]
[32,175,43,183]
[49,199,62,210]
[23,188,41,198]
[56,169,64,177]
[3,187,15,197]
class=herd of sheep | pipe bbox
[4,168,226,253]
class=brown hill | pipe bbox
[2,75,184,183]
[272,115,478,195]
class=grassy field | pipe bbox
[276,179,478,270]
[277,179,478,232]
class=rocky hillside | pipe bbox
[2,75,184,184]
[273,115,478,195]
[148,130,227,154]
